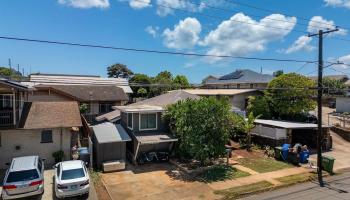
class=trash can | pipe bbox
[299,150,309,163]
[322,155,335,174]
[281,144,290,161]
[78,147,90,167]
[274,147,283,160]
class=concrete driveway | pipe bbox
[0,169,97,200]
[102,163,220,200]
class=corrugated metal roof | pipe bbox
[92,123,131,143]
[255,119,330,129]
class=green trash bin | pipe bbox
[322,155,335,174]
[274,147,283,160]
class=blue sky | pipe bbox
[0,0,350,83]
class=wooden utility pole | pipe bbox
[309,28,338,187]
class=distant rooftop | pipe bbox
[30,73,100,78]
[180,89,258,96]
[205,69,273,84]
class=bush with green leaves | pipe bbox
[247,96,271,119]
[164,97,232,164]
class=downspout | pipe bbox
[12,90,16,125]
[134,141,140,164]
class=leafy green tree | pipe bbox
[273,70,284,77]
[165,97,231,164]
[150,71,173,96]
[137,87,147,97]
[107,63,133,78]
[232,112,259,151]
[130,73,152,97]
[322,78,346,95]
[266,73,316,119]
[247,96,272,119]
[172,75,190,89]
[0,67,22,79]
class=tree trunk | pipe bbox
[247,131,252,151]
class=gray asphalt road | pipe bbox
[244,172,350,200]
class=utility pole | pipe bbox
[309,28,338,187]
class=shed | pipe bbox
[252,119,332,149]
[92,122,131,169]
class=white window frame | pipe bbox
[1,94,13,108]
[139,112,158,131]
[127,113,133,130]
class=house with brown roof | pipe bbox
[21,73,132,124]
[94,90,200,164]
[0,79,82,169]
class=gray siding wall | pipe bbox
[336,97,350,113]
[121,112,169,134]
[93,140,126,168]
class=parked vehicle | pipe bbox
[54,160,90,199]
[1,156,44,200]
[137,151,169,164]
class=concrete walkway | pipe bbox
[209,167,312,191]
[243,172,350,200]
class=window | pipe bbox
[127,113,133,130]
[37,159,42,172]
[99,103,112,113]
[139,113,157,130]
[250,84,254,89]
[57,164,61,178]
[237,84,241,89]
[61,168,85,180]
[41,130,53,143]
[7,170,39,183]
[1,95,13,109]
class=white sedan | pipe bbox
[54,160,90,199]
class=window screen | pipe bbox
[41,130,53,143]
[127,113,133,129]
[140,113,157,130]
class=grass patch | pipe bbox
[215,181,274,200]
[197,165,250,183]
[277,173,316,185]
[238,157,293,173]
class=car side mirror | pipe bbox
[85,162,89,166]
[52,163,59,169]
[5,162,10,166]
[41,158,46,162]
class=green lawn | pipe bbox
[277,173,316,185]
[197,165,250,183]
[238,157,293,173]
[215,181,274,200]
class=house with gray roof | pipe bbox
[94,90,200,164]
[202,69,273,89]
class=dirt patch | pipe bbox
[233,149,264,159]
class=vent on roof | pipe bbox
[219,70,244,80]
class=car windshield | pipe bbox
[7,170,39,183]
[61,168,85,180]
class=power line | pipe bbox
[181,0,330,31]
[0,36,317,63]
[224,0,349,30]
[133,0,308,34]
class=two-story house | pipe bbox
[0,79,82,169]
[113,90,200,164]
[202,69,273,89]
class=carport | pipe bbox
[252,119,332,150]
[92,122,131,169]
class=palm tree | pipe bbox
[233,112,260,151]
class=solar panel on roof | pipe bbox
[219,70,243,80]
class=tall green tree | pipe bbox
[266,73,316,119]
[130,73,152,97]
[165,97,231,164]
[0,67,22,79]
[322,78,346,95]
[273,70,284,77]
[107,63,133,78]
[247,96,271,119]
[150,71,173,96]
[173,75,190,89]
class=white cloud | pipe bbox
[337,54,350,69]
[307,16,347,36]
[284,36,315,54]
[145,26,159,37]
[156,0,205,16]
[129,0,151,9]
[162,17,201,49]
[58,0,109,8]
[324,0,350,9]
[199,13,297,62]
